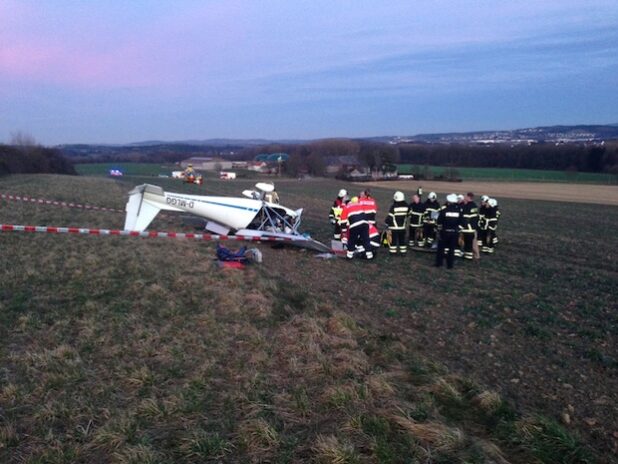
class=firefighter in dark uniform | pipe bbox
[329,189,348,240]
[385,191,409,256]
[454,194,465,257]
[423,191,440,249]
[492,198,501,245]
[477,195,490,248]
[461,192,480,260]
[482,198,498,254]
[423,192,440,248]
[435,194,463,269]
[408,194,426,248]
[340,196,373,260]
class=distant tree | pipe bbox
[284,153,302,177]
[10,131,37,148]
[305,153,325,176]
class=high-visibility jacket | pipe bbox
[329,197,346,223]
[408,201,426,227]
[358,197,377,224]
[424,200,441,224]
[385,201,409,230]
[340,202,367,230]
[461,201,479,233]
[369,224,380,250]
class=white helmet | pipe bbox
[338,189,347,198]
[428,192,437,200]
[481,195,489,202]
[488,198,497,207]
[457,194,464,202]
[446,193,458,204]
[393,191,405,202]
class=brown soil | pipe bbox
[360,181,618,206]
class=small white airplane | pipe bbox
[124,182,330,252]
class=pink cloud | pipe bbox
[0,38,162,88]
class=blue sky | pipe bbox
[1,0,617,144]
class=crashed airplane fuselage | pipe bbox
[124,184,330,252]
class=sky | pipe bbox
[1,0,618,145]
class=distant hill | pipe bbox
[57,124,618,163]
[126,138,307,147]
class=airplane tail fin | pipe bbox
[124,184,165,231]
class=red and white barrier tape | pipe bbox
[0,193,124,213]
[0,223,295,243]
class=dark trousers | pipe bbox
[424,223,437,245]
[389,228,407,254]
[436,230,458,268]
[348,223,371,257]
[333,222,342,240]
[462,232,475,259]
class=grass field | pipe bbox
[397,164,618,184]
[1,173,617,463]
[75,162,179,177]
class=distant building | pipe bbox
[324,155,361,175]
[180,157,232,170]
[252,153,288,175]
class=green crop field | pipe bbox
[75,162,179,177]
[1,173,617,463]
[397,164,618,184]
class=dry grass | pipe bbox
[0,173,607,463]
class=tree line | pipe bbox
[0,144,76,176]
[397,142,618,173]
[239,139,618,177]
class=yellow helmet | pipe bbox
[350,196,359,203]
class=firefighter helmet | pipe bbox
[457,194,464,202]
[338,189,347,198]
[428,192,437,200]
[446,193,458,203]
[481,195,489,202]
[393,191,405,202]
[350,196,359,203]
[488,198,497,207]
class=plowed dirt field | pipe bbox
[361,180,618,205]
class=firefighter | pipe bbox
[416,186,423,201]
[359,189,377,225]
[482,198,499,254]
[385,191,409,256]
[184,163,195,177]
[408,194,426,248]
[477,195,490,247]
[461,192,480,260]
[264,188,280,204]
[454,194,465,258]
[492,198,501,245]
[340,196,373,260]
[435,194,463,269]
[423,192,440,249]
[329,189,348,240]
